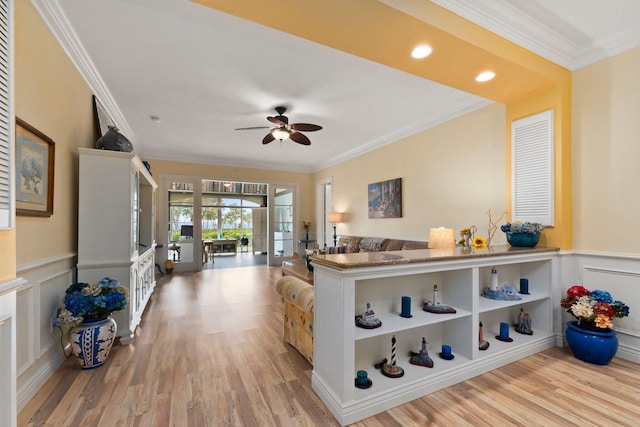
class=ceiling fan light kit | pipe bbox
[237,106,322,146]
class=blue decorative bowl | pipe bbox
[506,231,540,247]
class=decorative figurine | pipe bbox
[356,302,382,329]
[482,284,522,301]
[409,337,434,367]
[515,308,533,335]
[375,335,404,378]
[424,284,457,314]
[479,321,490,350]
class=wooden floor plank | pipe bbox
[18,265,640,426]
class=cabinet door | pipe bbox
[269,186,296,265]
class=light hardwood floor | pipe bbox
[19,265,640,426]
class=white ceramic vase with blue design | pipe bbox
[69,317,117,369]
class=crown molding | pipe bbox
[31,0,136,141]
[431,0,640,71]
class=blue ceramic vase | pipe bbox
[565,321,618,365]
[69,317,117,369]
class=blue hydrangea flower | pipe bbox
[590,290,613,304]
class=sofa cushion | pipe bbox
[402,241,430,250]
[337,236,363,253]
[385,239,406,251]
[276,276,314,315]
[359,237,390,252]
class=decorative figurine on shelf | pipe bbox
[409,337,434,367]
[515,308,533,335]
[96,125,134,152]
[482,284,522,301]
[479,321,490,350]
[355,302,382,329]
[424,284,457,314]
[375,335,404,378]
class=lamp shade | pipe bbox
[428,227,455,249]
[328,212,345,223]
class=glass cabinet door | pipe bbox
[271,186,295,264]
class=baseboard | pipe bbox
[17,349,67,412]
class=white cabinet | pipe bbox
[77,148,157,344]
[311,247,556,425]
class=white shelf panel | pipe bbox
[475,328,554,359]
[478,291,550,313]
[354,351,471,399]
[354,307,472,341]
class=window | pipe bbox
[0,0,14,229]
[511,109,554,226]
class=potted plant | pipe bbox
[500,222,544,247]
[57,277,128,369]
[560,285,630,365]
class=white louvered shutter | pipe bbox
[0,0,13,229]
[511,109,554,226]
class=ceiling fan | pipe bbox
[235,106,322,145]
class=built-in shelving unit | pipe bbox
[311,246,557,426]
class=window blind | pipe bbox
[0,0,12,228]
[511,109,554,226]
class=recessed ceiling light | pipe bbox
[475,71,496,82]
[411,44,433,59]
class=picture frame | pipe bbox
[93,95,116,136]
[15,118,55,217]
[368,178,402,219]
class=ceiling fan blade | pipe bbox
[267,116,286,126]
[235,126,270,130]
[262,133,275,145]
[290,131,311,146]
[291,123,322,132]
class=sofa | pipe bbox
[276,236,428,364]
[334,235,429,253]
[275,276,315,364]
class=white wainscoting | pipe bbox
[566,251,640,363]
[15,253,76,411]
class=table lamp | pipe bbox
[328,212,345,247]
[428,227,455,249]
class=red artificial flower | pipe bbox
[566,285,590,299]
[593,301,614,317]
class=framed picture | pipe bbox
[368,178,402,219]
[15,118,55,217]
[93,95,116,136]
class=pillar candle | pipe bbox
[400,296,412,317]
[500,322,510,339]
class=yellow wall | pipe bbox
[0,231,15,281]
[14,0,95,266]
[505,81,573,249]
[573,46,640,253]
[146,159,316,224]
[314,103,507,242]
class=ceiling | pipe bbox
[33,0,640,173]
